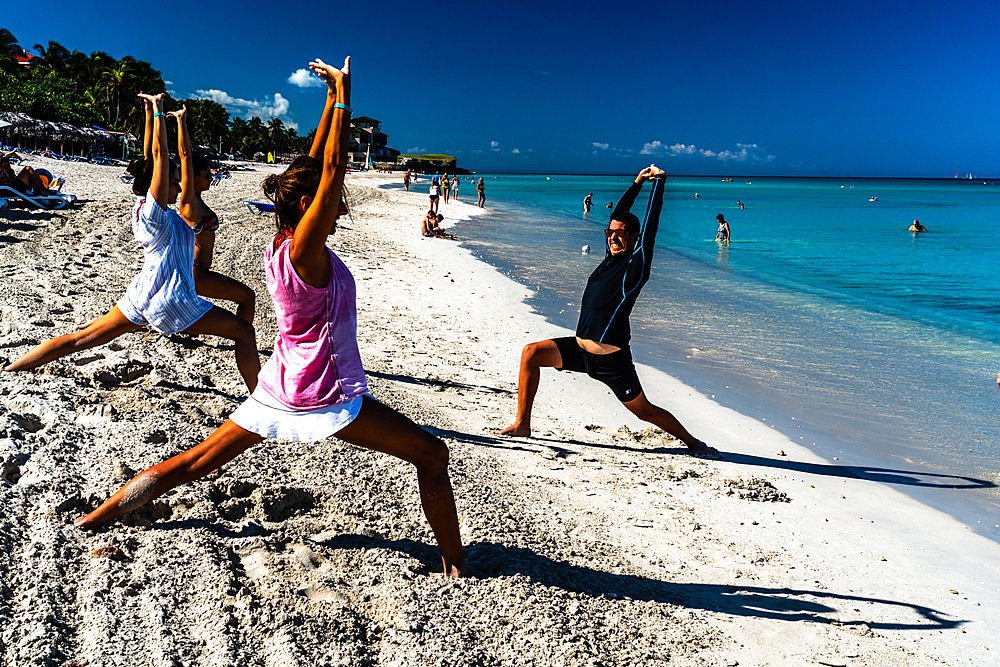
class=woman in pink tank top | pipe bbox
[75,57,477,579]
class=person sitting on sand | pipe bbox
[584,192,593,213]
[716,213,730,243]
[74,58,478,579]
[499,165,721,460]
[421,209,436,237]
[909,219,927,232]
[431,213,456,239]
[172,106,256,326]
[0,154,52,196]
[4,92,260,392]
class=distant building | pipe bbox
[348,116,399,165]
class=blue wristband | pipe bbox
[334,102,353,115]
[153,112,166,118]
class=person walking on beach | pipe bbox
[715,214,730,243]
[172,106,256,326]
[452,176,460,201]
[75,58,478,579]
[442,174,451,204]
[909,219,927,232]
[4,92,260,392]
[403,169,411,192]
[499,165,720,460]
[477,177,486,208]
[584,192,593,213]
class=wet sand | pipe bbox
[0,159,996,666]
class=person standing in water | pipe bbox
[75,57,478,579]
[715,214,730,243]
[909,220,927,232]
[583,192,593,213]
[499,165,720,459]
[476,177,485,208]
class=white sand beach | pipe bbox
[0,159,997,666]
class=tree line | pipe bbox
[0,28,314,156]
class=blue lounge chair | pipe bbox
[243,201,274,214]
[0,185,76,209]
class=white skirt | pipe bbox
[230,386,365,442]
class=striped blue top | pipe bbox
[119,194,212,334]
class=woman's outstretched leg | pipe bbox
[334,395,473,578]
[76,420,263,530]
[5,306,142,372]
[185,306,260,391]
[193,266,257,324]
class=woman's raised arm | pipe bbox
[142,95,154,158]
[289,57,351,287]
[170,105,199,224]
[139,92,170,209]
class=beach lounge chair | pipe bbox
[243,201,274,215]
[0,185,76,210]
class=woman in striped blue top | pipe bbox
[4,93,261,391]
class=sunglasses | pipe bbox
[605,228,628,238]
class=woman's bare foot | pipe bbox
[498,423,531,437]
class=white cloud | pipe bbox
[512,148,520,154]
[288,68,324,88]
[163,80,173,86]
[640,140,774,163]
[406,146,426,153]
[592,142,609,150]
[640,140,664,155]
[193,89,297,129]
[490,140,500,152]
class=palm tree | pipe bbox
[0,29,25,76]
[266,117,287,153]
[31,40,71,76]
[99,56,137,128]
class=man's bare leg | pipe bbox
[498,339,563,437]
[622,391,721,458]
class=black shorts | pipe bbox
[552,336,643,403]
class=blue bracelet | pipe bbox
[153,112,166,118]
[334,102,352,115]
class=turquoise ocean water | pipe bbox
[408,174,1000,541]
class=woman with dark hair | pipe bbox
[76,58,477,579]
[4,93,261,391]
[173,108,256,325]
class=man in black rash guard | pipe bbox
[499,165,721,459]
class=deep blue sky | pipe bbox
[6,1,999,176]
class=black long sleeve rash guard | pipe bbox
[575,177,664,348]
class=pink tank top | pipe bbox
[257,239,368,410]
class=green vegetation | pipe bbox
[0,29,316,156]
[399,154,456,161]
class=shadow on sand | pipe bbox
[313,534,963,632]
[431,425,994,491]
